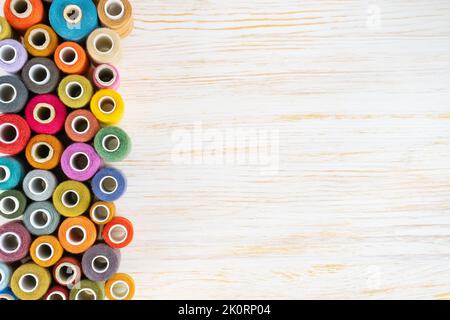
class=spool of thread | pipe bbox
[23,24,59,57]
[21,57,60,94]
[0,17,13,41]
[25,134,63,170]
[58,75,94,109]
[10,263,51,300]
[0,114,30,155]
[0,39,28,73]
[0,263,12,292]
[92,167,126,202]
[23,201,60,236]
[54,41,88,74]
[69,279,105,300]
[44,286,69,300]
[22,170,57,201]
[92,63,120,90]
[64,109,100,143]
[49,0,98,42]
[52,256,81,288]
[94,126,131,162]
[86,28,122,65]
[0,76,29,113]
[30,235,63,267]
[97,0,133,38]
[0,190,27,220]
[52,180,91,217]
[82,243,120,281]
[105,273,135,300]
[90,201,115,225]
[103,216,133,249]
[25,94,67,135]
[0,157,24,190]
[4,0,44,32]
[0,221,31,262]
[90,89,124,125]
[58,216,97,254]
[61,143,102,181]
[0,287,17,300]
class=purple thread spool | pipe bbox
[61,143,102,182]
[0,39,28,74]
[0,222,31,262]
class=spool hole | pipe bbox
[105,0,125,20]
[47,292,65,300]
[0,84,17,104]
[72,116,89,134]
[0,45,17,64]
[94,35,114,54]
[34,104,55,124]
[61,190,79,208]
[100,176,118,194]
[66,82,83,100]
[19,273,38,293]
[57,264,76,284]
[0,166,10,182]
[92,205,110,223]
[29,177,47,195]
[97,66,115,85]
[66,226,86,245]
[109,225,127,244]
[70,152,90,172]
[63,5,83,24]
[102,135,120,152]
[59,47,78,65]
[30,209,50,229]
[111,281,130,300]
[29,29,49,49]
[91,255,109,273]
[33,143,53,162]
[0,196,19,214]
[36,243,54,261]
[11,0,30,16]
[75,288,96,300]
[29,64,50,85]
[0,232,20,253]
[99,97,116,114]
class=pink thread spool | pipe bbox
[92,64,120,90]
[25,95,67,135]
[61,143,102,182]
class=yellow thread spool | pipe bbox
[52,180,91,217]
[90,89,124,125]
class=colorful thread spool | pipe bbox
[23,24,59,57]
[92,63,120,90]
[89,201,115,225]
[21,57,60,94]
[10,263,51,300]
[0,17,13,40]
[90,89,124,125]
[0,157,24,190]
[86,27,121,65]
[58,74,94,109]
[30,235,63,268]
[102,216,133,249]
[49,0,98,42]
[92,167,126,202]
[52,180,91,217]
[0,190,26,220]
[58,216,97,254]
[44,286,69,300]
[105,273,135,300]
[4,0,44,32]
[22,170,57,202]
[52,256,81,288]
[0,221,31,262]
[25,134,63,170]
[94,126,131,162]
[61,143,102,181]
[0,114,30,155]
[69,279,105,300]
[0,262,12,292]
[0,75,29,113]
[64,109,100,143]
[0,39,28,73]
[81,243,120,281]
[97,0,133,38]
[54,41,88,74]
[23,201,60,236]
[24,94,67,135]
[0,287,17,300]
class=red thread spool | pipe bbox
[0,114,31,155]
[44,285,69,300]
[4,0,44,32]
[102,217,133,249]
[25,94,67,134]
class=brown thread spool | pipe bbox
[97,0,133,38]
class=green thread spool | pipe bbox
[94,126,131,162]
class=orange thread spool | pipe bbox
[25,134,63,170]
[54,42,89,75]
[4,0,44,32]
[58,216,97,254]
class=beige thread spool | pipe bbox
[86,28,121,65]
[97,0,133,38]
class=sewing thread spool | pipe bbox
[10,263,51,300]
[0,114,31,155]
[58,74,94,109]
[64,109,100,143]
[30,235,63,268]
[0,157,24,191]
[92,167,126,202]
[105,273,135,300]
[69,279,105,300]
[92,63,120,90]
[102,216,133,249]
[0,75,29,113]
[0,263,12,292]
[23,24,59,57]
[22,170,57,202]
[94,126,131,162]
[44,286,69,300]
[24,94,67,135]
[97,0,133,38]
[0,190,27,220]
[0,221,31,262]
[21,57,60,94]
[4,0,44,32]
[0,17,13,40]
[61,143,102,181]
[81,243,120,281]
[86,28,122,65]
[52,256,81,288]
[89,201,115,225]
[23,201,60,236]
[58,216,97,254]
[0,287,17,300]
[54,41,88,74]
[0,39,28,73]
[52,180,91,217]
[90,89,124,125]
[25,134,63,170]
[49,0,98,42]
